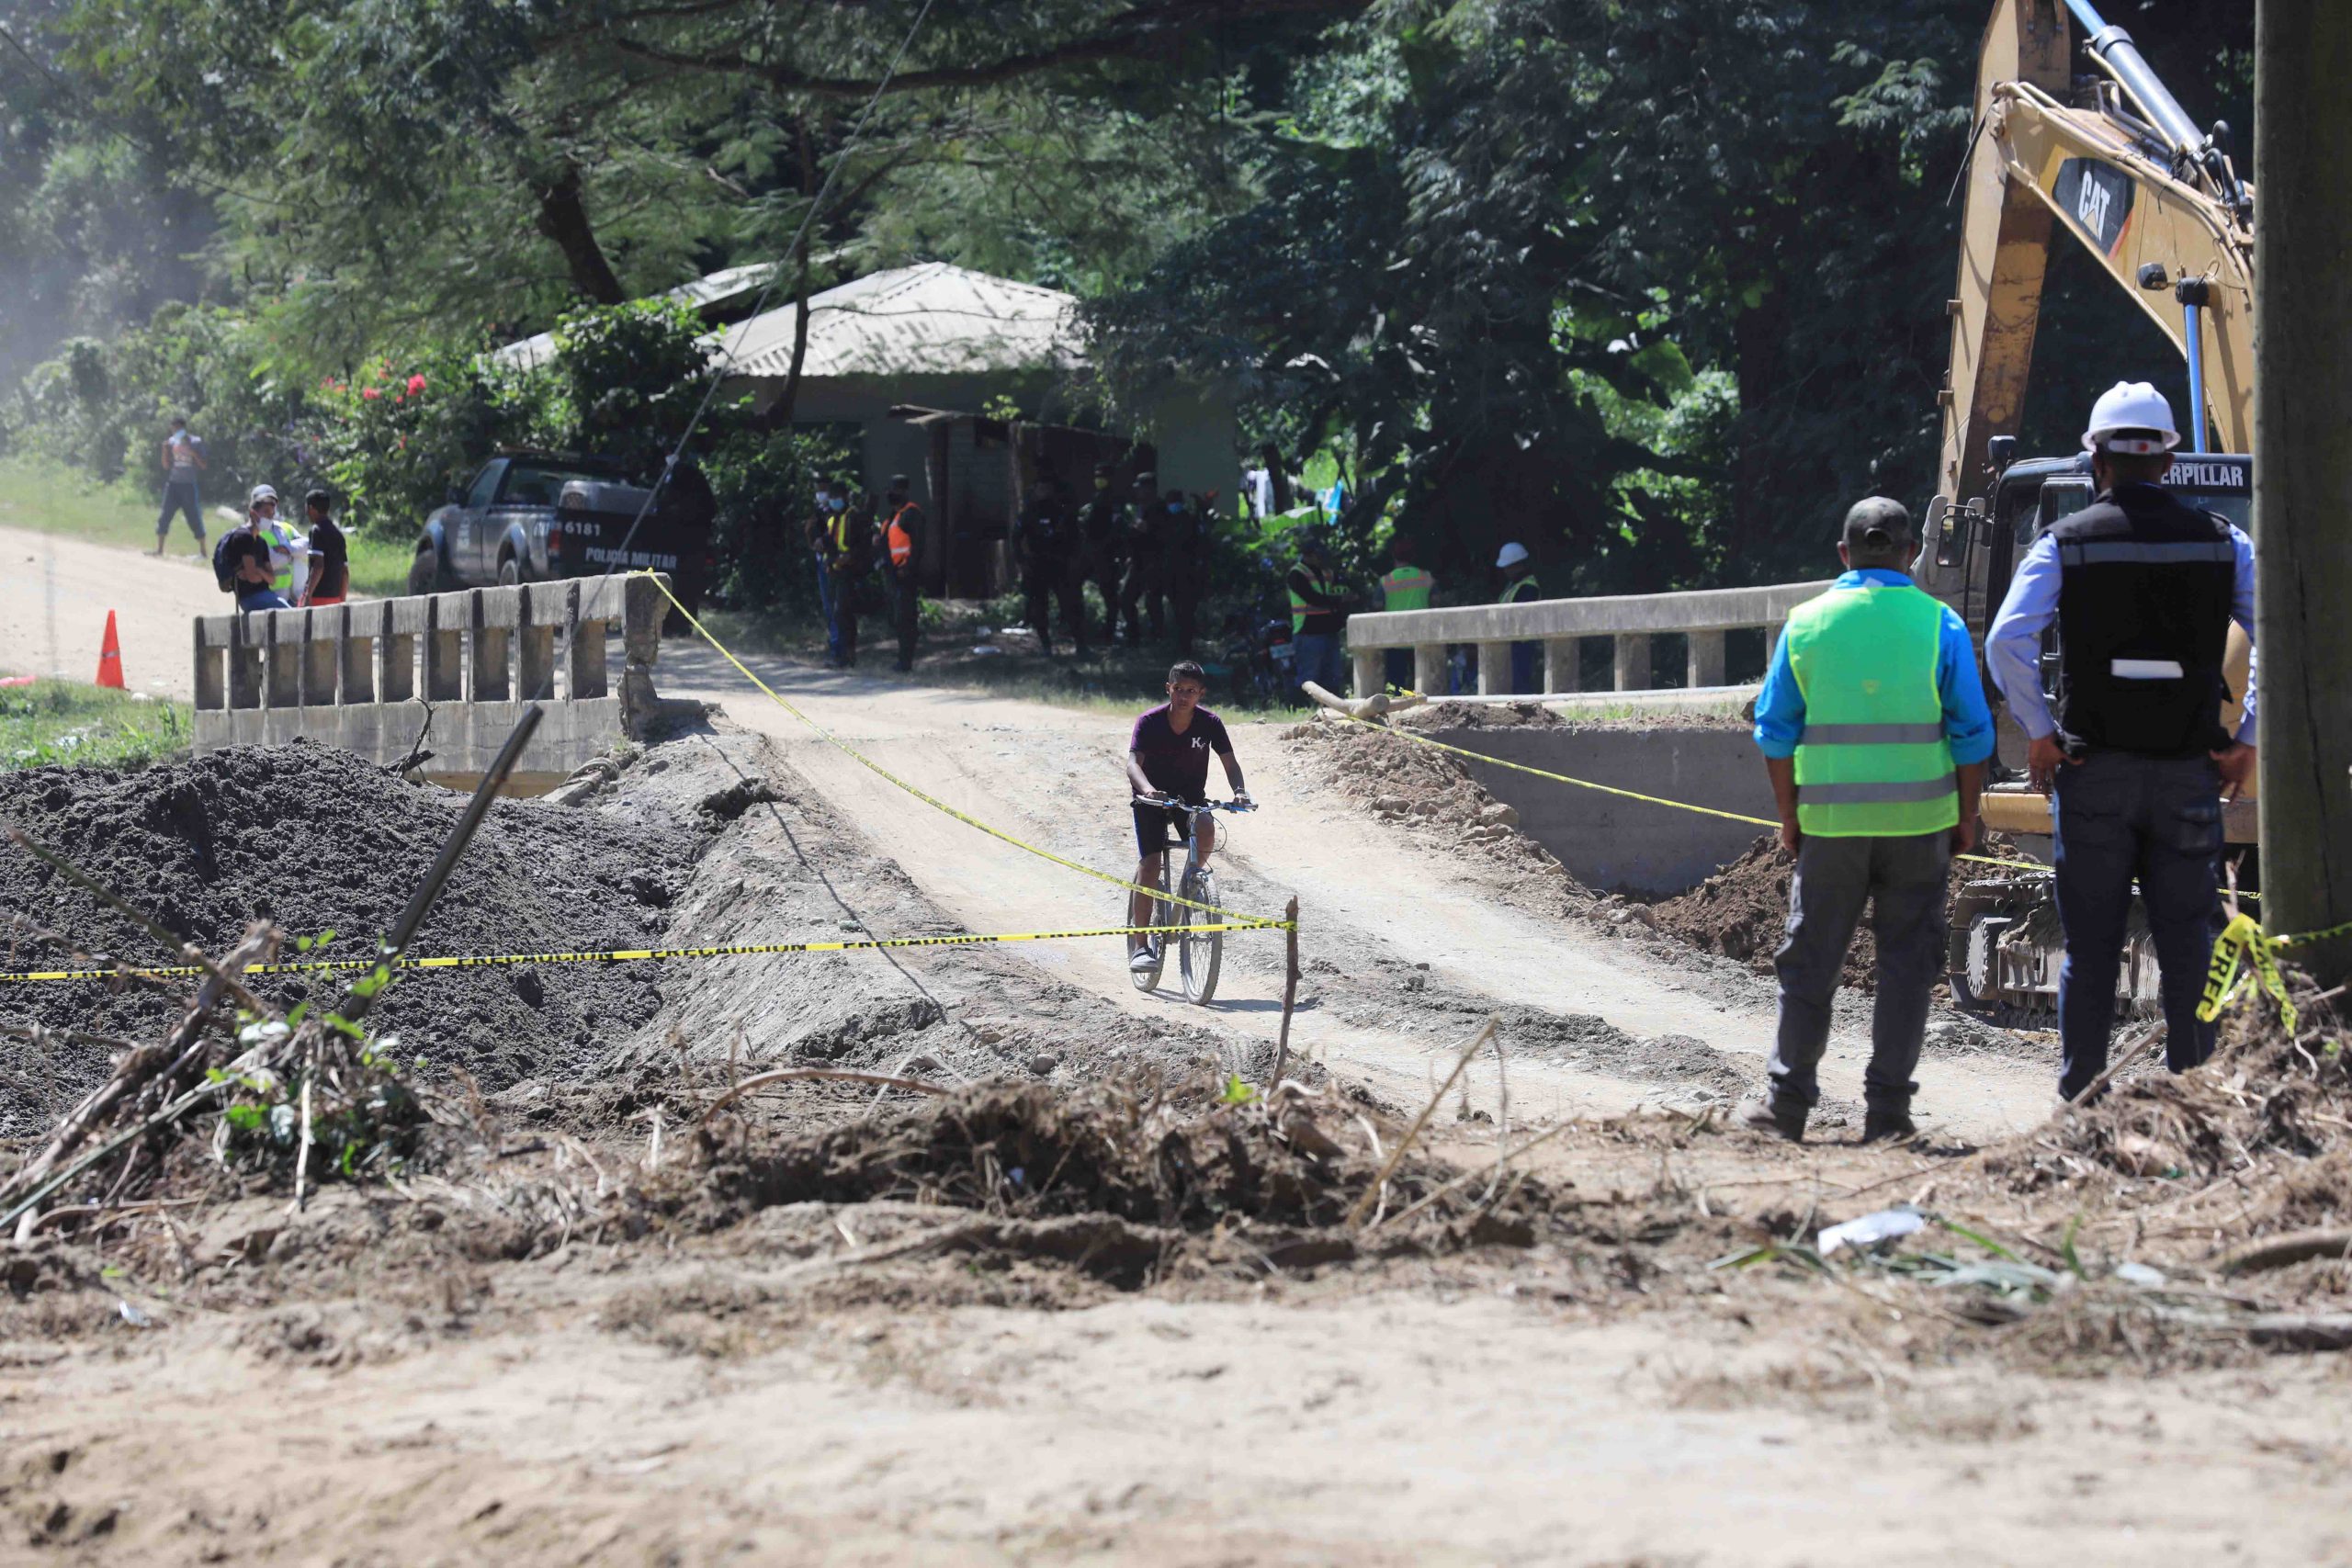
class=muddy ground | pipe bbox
[5,717,2351,1563]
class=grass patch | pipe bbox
[0,679,191,772]
[0,455,414,598]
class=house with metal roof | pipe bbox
[708,262,1236,594]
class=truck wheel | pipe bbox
[497,553,521,588]
[408,542,451,597]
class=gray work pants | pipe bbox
[1769,829,1951,1108]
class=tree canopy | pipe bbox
[0,0,2255,592]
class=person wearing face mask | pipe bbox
[805,481,854,666]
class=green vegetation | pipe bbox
[0,679,190,771]
[0,456,415,597]
[0,1,2253,604]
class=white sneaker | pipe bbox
[1128,944,1159,973]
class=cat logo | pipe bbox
[2053,158,2135,256]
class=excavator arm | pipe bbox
[1936,0,2255,513]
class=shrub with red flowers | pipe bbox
[305,344,560,536]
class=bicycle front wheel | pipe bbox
[1179,866,1223,1005]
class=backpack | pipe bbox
[211,530,241,593]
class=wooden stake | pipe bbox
[1271,897,1301,1086]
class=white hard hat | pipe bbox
[1496,541,1531,570]
[2082,381,2181,454]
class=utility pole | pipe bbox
[2255,0,2352,985]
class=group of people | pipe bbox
[806,474,926,671]
[1016,464,1213,659]
[1739,381,2256,1140]
[158,416,349,615]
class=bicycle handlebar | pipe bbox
[1131,796,1255,815]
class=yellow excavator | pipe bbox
[1914,0,2256,1020]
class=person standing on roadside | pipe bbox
[1495,542,1543,694]
[1162,487,1207,657]
[1378,537,1435,693]
[1737,498,1994,1144]
[300,490,348,606]
[216,498,288,614]
[1119,470,1167,645]
[1985,382,2257,1104]
[1078,461,1129,645]
[881,473,924,672]
[1285,533,1350,698]
[245,484,308,612]
[817,483,866,669]
[1016,475,1088,658]
[154,416,207,556]
[806,481,851,666]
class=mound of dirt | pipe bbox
[1649,832,2031,990]
[1395,701,1566,732]
[673,1076,1556,1283]
[0,740,707,1135]
[1283,717,1578,879]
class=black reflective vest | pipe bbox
[2050,482,2237,758]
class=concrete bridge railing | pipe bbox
[1344,580,1836,698]
[193,574,668,791]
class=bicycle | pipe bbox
[1125,798,1254,1004]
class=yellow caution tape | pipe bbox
[636,571,1289,931]
[2198,910,2352,1034]
[0,922,1261,985]
[1323,710,2052,874]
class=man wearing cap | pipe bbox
[1985,382,2257,1102]
[1496,542,1541,693]
[1738,498,1995,1143]
[246,485,308,612]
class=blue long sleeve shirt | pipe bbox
[1984,523,2257,745]
[1753,570,1997,765]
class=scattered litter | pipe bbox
[2114,1261,2169,1288]
[1817,1205,1927,1256]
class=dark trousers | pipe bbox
[1770,830,1951,1108]
[1510,639,1540,694]
[1121,560,1165,643]
[157,479,204,541]
[1023,561,1089,655]
[1385,648,1415,694]
[830,564,859,666]
[2052,750,2223,1099]
[814,554,842,663]
[892,566,919,669]
[1170,570,1200,657]
[1087,549,1124,642]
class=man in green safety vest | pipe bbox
[1496,541,1541,693]
[1736,498,1995,1145]
[1285,534,1350,698]
[1377,538,1433,692]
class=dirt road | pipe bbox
[658,641,2062,1139]
[0,525,223,700]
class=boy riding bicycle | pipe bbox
[1126,660,1250,972]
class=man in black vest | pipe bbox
[1985,382,2258,1102]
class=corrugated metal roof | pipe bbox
[710,263,1085,379]
[490,262,785,370]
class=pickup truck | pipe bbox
[406,452,714,611]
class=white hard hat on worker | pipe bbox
[1495,541,1531,570]
[2081,381,2181,455]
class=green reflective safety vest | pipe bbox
[1784,581,1957,838]
[1289,569,1340,634]
[1379,566,1433,612]
[1500,575,1539,604]
[262,517,304,600]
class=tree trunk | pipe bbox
[533,163,628,305]
[2254,0,2352,984]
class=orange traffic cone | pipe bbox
[96,611,125,690]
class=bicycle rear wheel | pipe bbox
[1179,866,1223,1004]
[1127,862,1168,993]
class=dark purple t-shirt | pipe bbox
[1129,704,1232,803]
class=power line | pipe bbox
[605,0,941,569]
